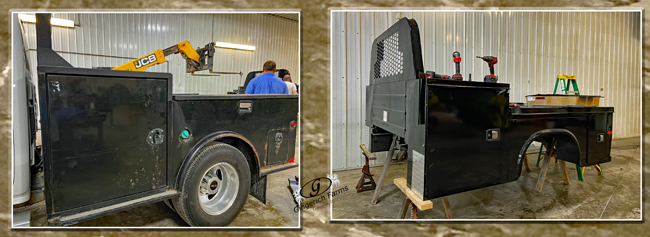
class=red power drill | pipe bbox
[451,51,463,80]
[476,56,498,83]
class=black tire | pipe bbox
[173,142,251,226]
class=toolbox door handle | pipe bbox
[239,101,253,114]
[597,133,605,143]
[486,128,501,142]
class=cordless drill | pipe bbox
[451,51,463,80]
[476,56,498,83]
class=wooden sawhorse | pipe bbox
[394,177,452,219]
[522,139,603,192]
[369,135,408,205]
[532,143,603,181]
[522,140,570,191]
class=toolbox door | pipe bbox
[43,74,168,215]
[586,113,613,165]
[424,83,510,198]
[266,128,291,166]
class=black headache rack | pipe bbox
[34,14,298,226]
[366,18,614,201]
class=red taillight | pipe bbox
[607,131,612,135]
[289,158,295,163]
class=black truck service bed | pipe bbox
[365,18,614,201]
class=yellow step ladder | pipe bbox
[553,74,580,95]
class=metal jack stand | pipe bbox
[356,145,377,193]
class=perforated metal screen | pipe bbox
[373,31,403,79]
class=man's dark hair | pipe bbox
[283,74,292,82]
[263,60,276,72]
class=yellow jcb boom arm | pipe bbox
[112,41,243,76]
[112,41,202,72]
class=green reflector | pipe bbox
[181,130,190,139]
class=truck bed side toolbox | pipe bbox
[38,66,174,225]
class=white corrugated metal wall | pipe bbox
[332,11,642,170]
[20,13,299,95]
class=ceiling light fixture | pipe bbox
[18,14,75,28]
[214,42,255,51]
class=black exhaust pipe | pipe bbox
[35,13,72,67]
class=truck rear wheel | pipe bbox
[173,142,251,226]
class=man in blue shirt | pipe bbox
[245,61,289,94]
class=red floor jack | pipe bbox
[357,145,377,192]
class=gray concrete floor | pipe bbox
[332,137,641,220]
[24,166,299,227]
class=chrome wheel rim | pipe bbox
[198,162,239,215]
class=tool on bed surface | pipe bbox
[477,56,498,82]
[451,51,463,80]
